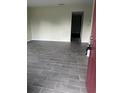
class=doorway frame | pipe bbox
[70,11,84,42]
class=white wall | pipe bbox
[27,20,32,41]
[27,9,32,41]
[28,5,93,42]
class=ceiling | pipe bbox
[27,0,93,7]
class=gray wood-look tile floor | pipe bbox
[27,41,88,93]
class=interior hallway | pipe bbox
[27,41,88,93]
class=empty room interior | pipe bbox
[27,0,96,93]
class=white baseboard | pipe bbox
[31,39,70,43]
[27,40,32,42]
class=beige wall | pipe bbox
[27,5,93,42]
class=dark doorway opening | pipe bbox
[71,12,83,42]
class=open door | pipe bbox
[71,12,83,42]
[86,1,96,93]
